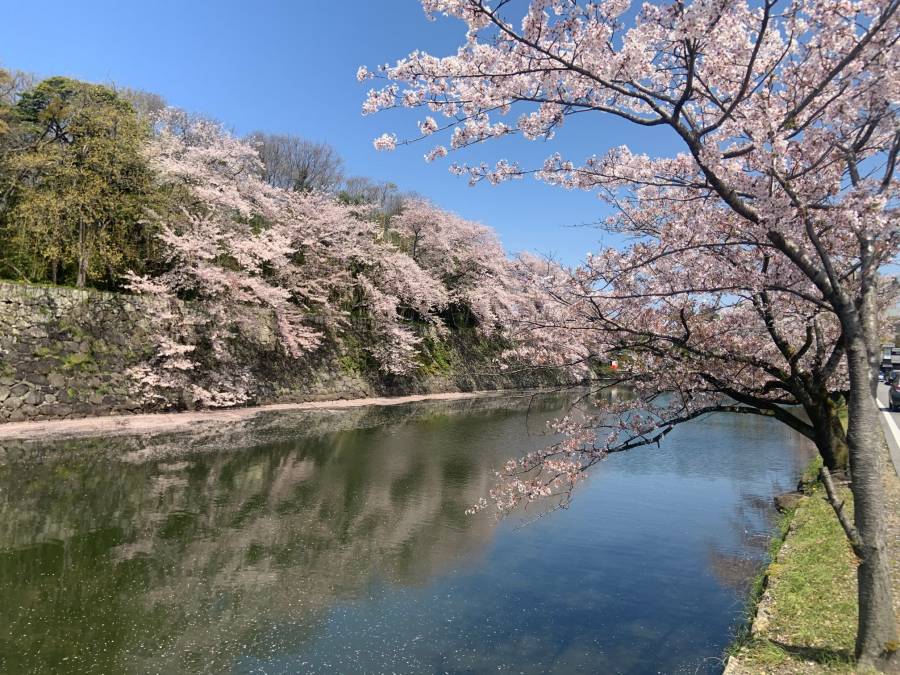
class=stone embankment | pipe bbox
[0,283,154,422]
[0,282,573,423]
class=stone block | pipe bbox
[33,357,58,375]
[73,402,96,416]
[774,492,804,512]
[24,373,49,386]
[40,403,72,417]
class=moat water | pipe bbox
[0,391,813,674]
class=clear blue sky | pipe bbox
[0,0,684,265]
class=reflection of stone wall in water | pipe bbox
[0,282,576,423]
[0,397,568,673]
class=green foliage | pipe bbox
[61,352,96,372]
[417,333,454,375]
[0,70,12,136]
[336,330,378,375]
[0,75,162,289]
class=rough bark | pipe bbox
[859,242,882,399]
[844,334,898,667]
[808,401,850,472]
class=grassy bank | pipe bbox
[725,458,860,674]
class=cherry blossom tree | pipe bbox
[128,109,566,389]
[352,246,449,374]
[124,110,329,405]
[364,0,900,663]
[391,198,525,331]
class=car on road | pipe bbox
[890,379,900,411]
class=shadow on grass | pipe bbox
[767,639,854,667]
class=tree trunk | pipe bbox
[76,258,87,288]
[844,335,898,667]
[808,400,850,472]
[859,247,882,399]
[76,221,87,288]
[790,383,848,473]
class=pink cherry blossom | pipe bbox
[365,0,900,659]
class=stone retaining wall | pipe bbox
[0,283,165,422]
[0,282,573,423]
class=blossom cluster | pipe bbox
[127,110,584,403]
[362,0,899,516]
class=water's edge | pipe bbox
[0,385,581,442]
[722,457,816,672]
[0,387,585,464]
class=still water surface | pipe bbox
[0,392,813,674]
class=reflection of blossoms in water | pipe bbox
[0,391,816,674]
[0,393,576,673]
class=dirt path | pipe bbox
[0,389,543,442]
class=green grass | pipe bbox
[729,474,859,673]
[799,455,824,487]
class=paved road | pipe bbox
[875,382,900,478]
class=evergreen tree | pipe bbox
[0,76,158,287]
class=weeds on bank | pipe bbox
[728,458,858,673]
